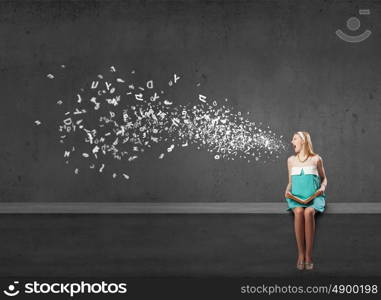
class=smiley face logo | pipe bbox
[3,281,20,297]
[336,9,372,43]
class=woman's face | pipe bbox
[292,134,304,153]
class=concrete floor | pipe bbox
[0,214,380,278]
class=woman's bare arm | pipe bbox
[317,155,327,189]
[284,156,292,197]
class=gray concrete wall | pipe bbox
[0,0,380,203]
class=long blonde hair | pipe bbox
[295,131,317,157]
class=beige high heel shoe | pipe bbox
[304,262,314,270]
[296,261,305,270]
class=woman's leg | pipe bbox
[304,207,316,262]
[292,207,305,262]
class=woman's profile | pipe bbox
[284,131,327,271]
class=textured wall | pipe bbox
[0,0,380,204]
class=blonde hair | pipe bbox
[294,131,317,157]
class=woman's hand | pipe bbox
[316,185,326,195]
[285,190,292,198]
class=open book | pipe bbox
[287,190,322,204]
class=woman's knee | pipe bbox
[304,207,315,217]
[293,207,304,216]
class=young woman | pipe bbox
[284,131,327,271]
